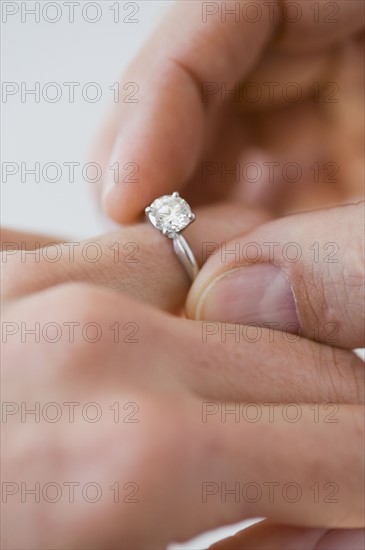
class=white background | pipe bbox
[2,1,171,239]
[1,1,256,547]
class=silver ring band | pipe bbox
[145,192,199,281]
[172,233,199,280]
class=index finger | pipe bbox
[99,0,364,223]
[100,0,277,222]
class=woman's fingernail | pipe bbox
[196,263,300,330]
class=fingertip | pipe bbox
[102,181,144,224]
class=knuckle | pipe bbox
[52,283,108,324]
[42,284,116,373]
[312,344,364,404]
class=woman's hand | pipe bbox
[1,201,364,549]
[93,0,364,222]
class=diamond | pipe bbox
[145,192,195,238]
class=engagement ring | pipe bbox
[145,192,199,280]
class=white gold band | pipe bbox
[172,233,199,280]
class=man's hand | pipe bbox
[1,202,364,549]
[93,0,364,222]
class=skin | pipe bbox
[187,202,365,349]
[1,201,364,549]
[89,2,365,543]
[93,0,364,221]
[2,1,364,547]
